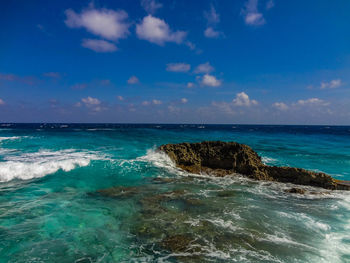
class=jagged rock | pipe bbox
[159,141,350,190]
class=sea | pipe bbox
[0,123,349,263]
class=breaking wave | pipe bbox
[0,136,28,142]
[0,149,108,182]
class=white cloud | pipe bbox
[141,0,162,14]
[142,101,150,106]
[233,92,258,106]
[65,7,129,41]
[203,5,222,38]
[266,0,274,10]
[80,96,103,112]
[320,79,342,89]
[296,98,329,106]
[187,82,194,88]
[204,27,221,38]
[166,63,191,72]
[136,15,187,45]
[241,0,265,26]
[204,5,220,24]
[273,102,288,110]
[0,98,5,105]
[152,99,162,105]
[181,98,188,103]
[127,76,140,84]
[82,96,101,105]
[194,62,214,74]
[82,39,117,52]
[117,95,124,101]
[202,74,221,87]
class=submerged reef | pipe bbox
[159,141,350,190]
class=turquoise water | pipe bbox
[0,124,349,262]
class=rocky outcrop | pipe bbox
[159,141,350,190]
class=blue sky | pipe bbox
[1,0,350,124]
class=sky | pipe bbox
[1,0,350,124]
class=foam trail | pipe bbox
[0,149,108,182]
[0,136,23,142]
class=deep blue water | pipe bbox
[0,124,349,262]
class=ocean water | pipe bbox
[0,124,349,263]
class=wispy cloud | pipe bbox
[136,15,187,45]
[166,63,191,72]
[203,5,222,38]
[295,98,329,106]
[141,0,162,14]
[241,0,265,26]
[320,79,342,89]
[0,73,37,86]
[0,98,5,105]
[142,99,162,106]
[194,62,214,74]
[127,76,140,84]
[204,4,220,24]
[82,39,117,52]
[0,73,16,81]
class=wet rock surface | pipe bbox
[159,141,350,190]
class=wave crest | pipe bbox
[0,149,108,182]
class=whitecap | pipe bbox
[0,149,109,182]
[261,156,278,165]
[137,148,188,176]
[0,136,23,142]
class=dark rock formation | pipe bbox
[159,141,350,190]
[284,187,306,194]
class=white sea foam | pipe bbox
[137,148,189,176]
[261,156,278,165]
[0,136,22,142]
[206,218,241,232]
[0,149,108,182]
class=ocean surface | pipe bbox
[0,124,350,263]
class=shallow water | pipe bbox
[0,124,349,262]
